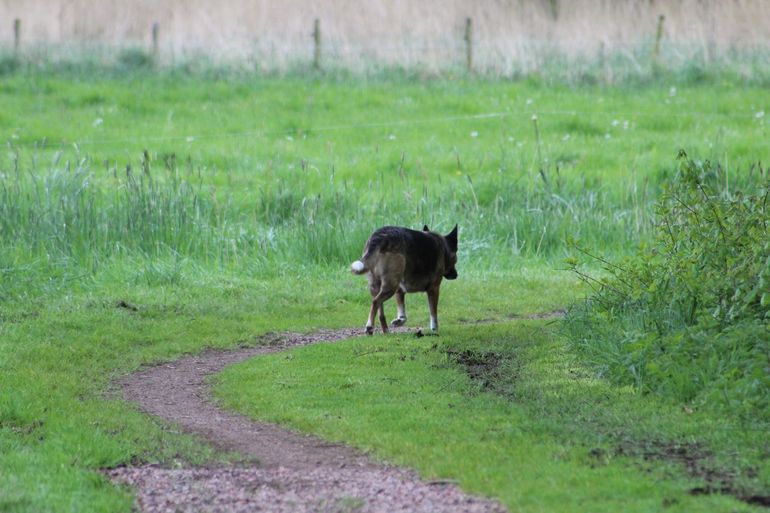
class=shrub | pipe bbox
[565,151,770,419]
[116,48,154,70]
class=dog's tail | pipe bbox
[350,260,367,275]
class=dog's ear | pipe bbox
[446,224,458,251]
[422,225,430,232]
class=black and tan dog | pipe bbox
[351,225,458,335]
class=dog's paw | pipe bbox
[365,326,374,336]
[391,316,407,327]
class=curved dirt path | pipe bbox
[107,328,508,513]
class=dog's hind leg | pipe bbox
[365,275,381,335]
[366,286,397,334]
[365,254,404,335]
[378,303,388,333]
[391,288,407,327]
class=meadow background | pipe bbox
[3,0,770,78]
[1,1,769,511]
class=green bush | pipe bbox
[116,48,154,70]
[566,151,770,419]
[0,54,20,75]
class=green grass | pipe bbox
[2,70,768,297]
[1,66,769,511]
[0,266,573,512]
[215,320,769,512]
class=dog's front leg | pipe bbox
[427,286,440,332]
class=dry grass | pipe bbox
[2,0,769,72]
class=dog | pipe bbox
[350,225,458,335]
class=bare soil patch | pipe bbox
[445,349,504,392]
[108,328,507,513]
[613,440,770,508]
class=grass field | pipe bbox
[216,321,769,512]
[1,66,769,512]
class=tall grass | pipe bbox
[0,148,655,300]
[4,0,769,76]
[3,0,770,83]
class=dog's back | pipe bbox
[351,224,458,334]
[351,226,454,292]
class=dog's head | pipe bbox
[423,224,458,280]
[443,225,458,280]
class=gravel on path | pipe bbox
[108,328,507,513]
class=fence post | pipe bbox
[547,0,559,21]
[464,17,473,73]
[313,19,321,70]
[652,14,665,67]
[598,41,607,82]
[13,18,21,54]
[151,22,160,63]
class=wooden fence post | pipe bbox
[151,22,160,63]
[652,14,665,66]
[313,19,321,70]
[13,18,21,54]
[464,17,473,73]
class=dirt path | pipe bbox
[107,328,507,513]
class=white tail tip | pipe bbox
[351,260,365,274]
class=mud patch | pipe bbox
[614,439,769,508]
[445,349,514,395]
[446,349,501,390]
[115,300,139,312]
